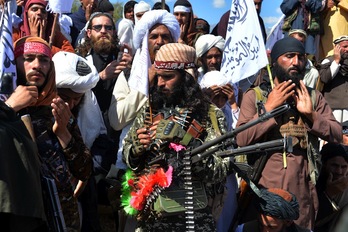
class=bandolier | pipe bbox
[122,104,223,230]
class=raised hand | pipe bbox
[334,43,342,64]
[222,83,237,106]
[28,15,46,39]
[293,80,314,122]
[326,172,348,198]
[99,49,133,80]
[5,85,39,112]
[51,97,72,148]
[264,80,295,112]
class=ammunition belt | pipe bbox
[279,121,307,149]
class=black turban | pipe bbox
[258,188,299,220]
[271,37,305,64]
[98,0,114,13]
[321,142,348,163]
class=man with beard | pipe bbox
[109,9,180,172]
[319,35,348,123]
[236,37,342,230]
[195,34,225,81]
[76,12,132,230]
[122,43,230,231]
[68,0,99,47]
[107,10,180,231]
[7,36,92,231]
[77,12,132,134]
[315,143,348,232]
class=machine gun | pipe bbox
[191,103,291,163]
[188,103,292,232]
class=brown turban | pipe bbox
[14,36,57,106]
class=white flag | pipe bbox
[47,0,74,13]
[220,0,268,84]
[0,0,17,101]
[266,15,285,51]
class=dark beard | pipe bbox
[341,52,348,61]
[273,62,305,87]
[151,82,185,109]
[93,37,117,55]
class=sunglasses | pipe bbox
[343,128,348,135]
[91,24,113,32]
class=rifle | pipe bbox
[21,115,67,232]
[188,104,291,231]
[41,176,67,232]
[191,103,290,163]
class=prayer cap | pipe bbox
[333,35,348,45]
[288,29,307,39]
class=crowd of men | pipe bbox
[1,0,348,232]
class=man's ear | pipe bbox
[86,29,92,38]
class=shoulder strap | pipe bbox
[251,86,268,116]
[307,87,321,184]
[308,87,317,110]
[208,104,221,136]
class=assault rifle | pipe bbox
[41,176,67,232]
[189,103,293,232]
[191,103,291,163]
[21,115,67,232]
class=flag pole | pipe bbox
[49,13,59,48]
[161,0,165,9]
[266,64,274,89]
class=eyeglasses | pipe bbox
[343,128,348,135]
[91,24,113,32]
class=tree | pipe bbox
[71,0,80,13]
[113,2,123,22]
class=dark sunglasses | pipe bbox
[91,24,113,32]
[343,128,348,135]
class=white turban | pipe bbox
[53,52,99,93]
[133,10,180,50]
[134,1,151,24]
[129,10,180,96]
[53,51,107,148]
[134,1,151,15]
[199,70,230,89]
[195,34,225,58]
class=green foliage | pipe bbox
[71,0,80,13]
[113,2,123,22]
